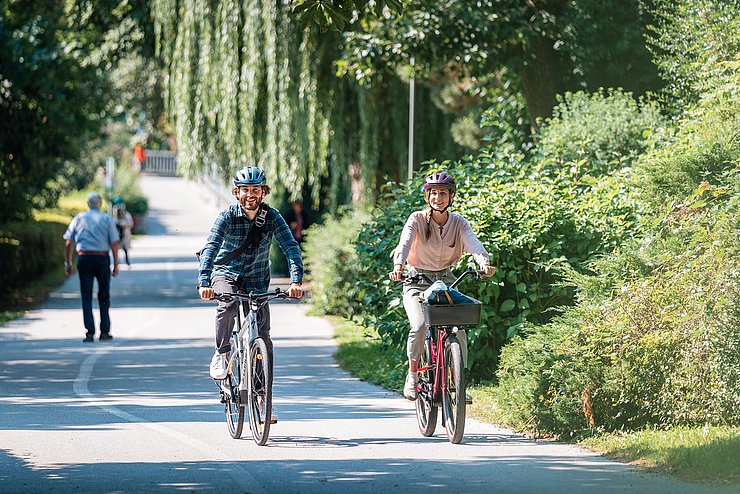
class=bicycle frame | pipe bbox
[418,324,458,405]
[213,288,289,444]
[403,268,485,443]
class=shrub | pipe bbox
[108,164,149,216]
[303,207,370,317]
[634,67,740,208]
[0,220,68,308]
[494,165,740,437]
[537,89,664,176]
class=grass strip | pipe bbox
[581,425,740,485]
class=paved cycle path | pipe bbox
[0,175,732,494]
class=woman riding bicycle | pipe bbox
[388,171,495,400]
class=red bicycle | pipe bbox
[404,269,484,444]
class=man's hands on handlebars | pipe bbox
[199,286,214,300]
[199,283,303,300]
[287,282,303,299]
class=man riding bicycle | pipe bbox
[197,166,304,393]
[388,171,495,400]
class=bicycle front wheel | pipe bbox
[442,336,466,444]
[247,338,272,446]
[225,350,245,439]
[415,335,438,437]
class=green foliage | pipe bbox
[634,66,740,208]
[350,90,660,380]
[646,0,740,110]
[338,0,660,123]
[303,207,370,317]
[496,186,739,436]
[536,90,664,175]
[109,164,149,216]
[0,1,156,223]
[0,220,68,308]
[152,0,461,208]
[291,0,403,32]
[0,2,107,221]
[494,70,740,435]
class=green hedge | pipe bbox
[303,207,370,317]
[496,182,739,436]
[0,220,67,307]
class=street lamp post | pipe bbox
[407,57,415,182]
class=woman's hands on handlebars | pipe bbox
[480,264,496,277]
[388,264,405,282]
[389,264,496,282]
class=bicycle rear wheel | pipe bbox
[247,338,272,446]
[415,335,438,437]
[442,336,466,444]
[225,350,245,439]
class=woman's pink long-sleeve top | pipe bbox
[393,210,490,271]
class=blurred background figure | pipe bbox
[285,200,306,244]
[133,143,146,172]
[112,196,133,267]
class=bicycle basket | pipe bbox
[422,298,482,327]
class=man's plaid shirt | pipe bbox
[198,203,303,291]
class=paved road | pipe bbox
[0,176,732,493]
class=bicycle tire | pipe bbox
[225,348,245,439]
[247,338,272,446]
[415,335,438,437]
[442,336,466,444]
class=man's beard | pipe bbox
[239,196,261,211]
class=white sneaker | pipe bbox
[403,372,418,400]
[210,352,228,380]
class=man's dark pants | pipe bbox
[77,255,112,337]
[212,276,273,374]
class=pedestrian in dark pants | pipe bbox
[64,192,120,343]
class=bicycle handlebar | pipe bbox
[400,268,486,289]
[212,288,293,303]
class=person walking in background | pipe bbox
[133,143,146,171]
[64,192,120,343]
[112,197,133,267]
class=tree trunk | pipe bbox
[520,35,569,133]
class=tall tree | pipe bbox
[0,0,156,222]
[152,0,462,208]
[339,0,662,130]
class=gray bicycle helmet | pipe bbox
[233,166,267,187]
